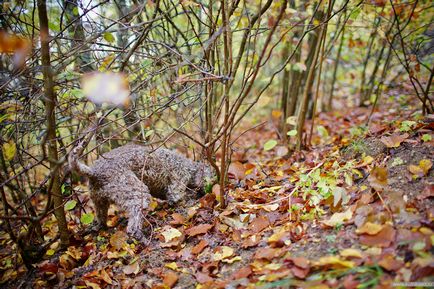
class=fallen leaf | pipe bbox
[163,271,178,288]
[212,246,234,261]
[359,224,396,247]
[99,268,113,285]
[110,231,127,250]
[378,254,403,271]
[290,256,310,269]
[368,167,388,191]
[356,222,383,235]
[123,261,140,275]
[314,256,355,269]
[192,240,209,255]
[291,266,310,279]
[408,159,432,178]
[340,248,363,259]
[322,207,353,227]
[380,133,409,148]
[254,247,282,260]
[248,216,270,233]
[228,162,246,179]
[186,224,213,236]
[195,271,213,283]
[230,266,252,280]
[165,262,179,271]
[161,226,183,242]
[170,213,185,225]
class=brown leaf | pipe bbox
[291,266,309,279]
[380,133,409,148]
[378,254,404,271]
[186,224,213,237]
[290,257,310,269]
[242,234,261,248]
[230,266,252,280]
[359,224,396,247]
[192,240,209,255]
[123,261,140,275]
[195,271,213,283]
[248,216,270,233]
[170,213,185,225]
[368,167,388,191]
[228,162,246,180]
[163,271,178,288]
[253,247,282,260]
[110,231,127,250]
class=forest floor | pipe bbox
[1,95,433,289]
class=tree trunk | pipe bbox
[38,0,70,247]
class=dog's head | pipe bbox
[193,162,217,194]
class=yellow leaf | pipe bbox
[222,256,241,264]
[2,141,16,161]
[322,208,353,227]
[315,256,355,268]
[165,262,179,271]
[340,248,363,259]
[161,227,182,243]
[419,159,432,175]
[212,246,234,261]
[356,222,383,235]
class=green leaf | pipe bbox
[421,134,432,142]
[317,125,329,138]
[80,213,94,225]
[103,32,115,43]
[2,141,16,161]
[72,6,79,16]
[145,130,154,137]
[65,200,77,211]
[263,140,277,151]
[399,120,416,132]
[287,130,297,136]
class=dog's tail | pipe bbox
[68,144,93,177]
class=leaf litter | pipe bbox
[1,101,433,289]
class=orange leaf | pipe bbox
[170,213,185,225]
[185,224,213,237]
[248,216,270,233]
[378,254,404,271]
[359,224,396,247]
[192,240,209,255]
[163,271,178,288]
[228,162,246,180]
